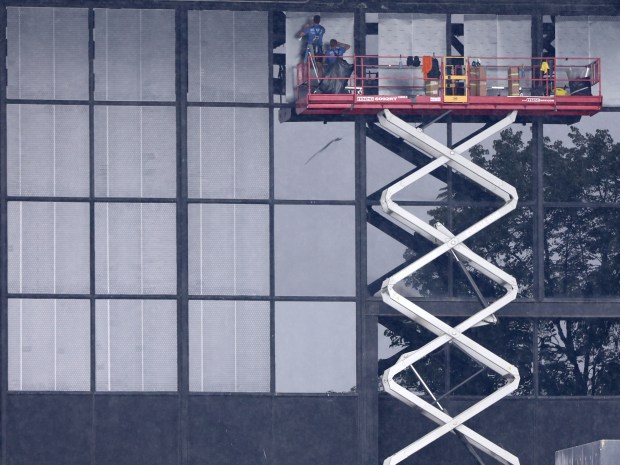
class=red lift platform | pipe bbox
[295,55,602,118]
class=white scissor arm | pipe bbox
[377,110,521,465]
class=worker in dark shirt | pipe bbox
[297,15,326,62]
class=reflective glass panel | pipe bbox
[539,319,620,396]
[8,299,90,391]
[188,204,270,296]
[187,107,269,199]
[188,300,270,392]
[448,318,533,396]
[188,11,268,103]
[95,106,176,198]
[452,125,533,203]
[94,9,175,101]
[368,205,450,298]
[275,205,355,296]
[8,202,90,294]
[543,114,620,203]
[95,203,177,294]
[8,105,89,197]
[275,116,354,200]
[366,134,447,203]
[7,7,89,100]
[276,302,356,393]
[453,206,534,299]
[378,318,446,395]
[95,300,177,391]
[545,207,620,297]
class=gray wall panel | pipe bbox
[557,16,620,106]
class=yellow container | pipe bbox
[555,87,567,96]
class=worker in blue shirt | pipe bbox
[296,15,326,62]
[325,39,350,68]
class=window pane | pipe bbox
[95,106,176,198]
[189,301,270,392]
[187,107,269,199]
[366,135,447,202]
[449,318,533,396]
[539,319,620,396]
[452,125,533,203]
[276,302,356,393]
[8,105,89,197]
[545,207,620,297]
[452,206,534,299]
[368,205,450,298]
[7,7,89,100]
[95,300,177,391]
[378,318,445,395]
[188,204,269,296]
[8,299,90,391]
[543,114,620,203]
[95,203,177,294]
[275,205,355,296]
[8,202,90,294]
[275,116,354,200]
[94,9,175,101]
[188,11,268,103]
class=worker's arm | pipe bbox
[296,23,310,38]
[337,41,351,51]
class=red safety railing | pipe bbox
[296,55,601,104]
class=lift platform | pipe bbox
[287,55,604,465]
[295,55,602,119]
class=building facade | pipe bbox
[1,1,619,464]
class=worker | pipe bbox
[325,39,350,68]
[296,15,326,62]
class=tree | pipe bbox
[378,126,620,397]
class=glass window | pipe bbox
[368,205,450,298]
[188,300,270,392]
[275,205,355,296]
[188,204,270,296]
[8,202,90,294]
[94,9,175,101]
[452,125,533,203]
[187,107,269,199]
[544,115,620,203]
[95,106,176,198]
[95,203,177,294]
[8,105,89,197]
[95,300,177,391]
[188,10,268,103]
[7,7,89,100]
[538,319,620,396]
[378,318,446,395]
[367,222,410,297]
[449,318,533,396]
[275,117,354,200]
[452,206,534,299]
[8,299,90,391]
[545,207,620,298]
[366,135,447,203]
[276,302,356,393]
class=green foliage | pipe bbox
[380,125,620,397]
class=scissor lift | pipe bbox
[288,54,604,465]
[378,109,520,465]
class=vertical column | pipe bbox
[175,7,189,465]
[0,5,8,465]
[532,119,544,301]
[268,11,276,394]
[88,8,96,465]
[354,8,378,465]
